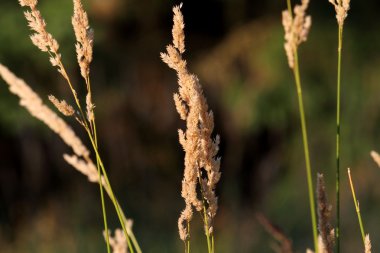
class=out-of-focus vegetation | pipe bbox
[1,0,380,252]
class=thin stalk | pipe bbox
[197,175,214,253]
[286,0,318,251]
[335,25,343,253]
[97,154,111,253]
[293,50,318,253]
[81,77,141,253]
[211,234,215,252]
[85,128,139,253]
[186,222,191,253]
[203,205,212,253]
[56,63,111,252]
[119,208,142,253]
[347,168,366,245]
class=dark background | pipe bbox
[1,0,380,252]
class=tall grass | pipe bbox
[0,0,378,252]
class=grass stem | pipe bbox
[335,25,343,253]
[293,50,319,253]
[285,0,318,251]
[347,168,366,245]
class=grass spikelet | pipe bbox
[48,95,75,117]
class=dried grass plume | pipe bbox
[72,0,93,81]
[329,0,350,27]
[282,0,312,68]
[161,4,221,241]
[19,0,67,78]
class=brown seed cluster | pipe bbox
[316,174,334,253]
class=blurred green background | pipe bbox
[1,0,380,252]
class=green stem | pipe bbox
[203,205,212,253]
[85,128,139,253]
[347,169,366,245]
[197,175,213,253]
[335,25,343,253]
[96,154,111,253]
[285,0,318,251]
[293,50,318,253]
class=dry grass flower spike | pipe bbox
[329,0,350,28]
[282,0,312,68]
[161,4,221,253]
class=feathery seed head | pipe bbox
[172,4,185,53]
[72,0,93,80]
[19,0,37,7]
[21,1,65,75]
[282,0,312,68]
[162,5,221,241]
[329,0,350,27]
